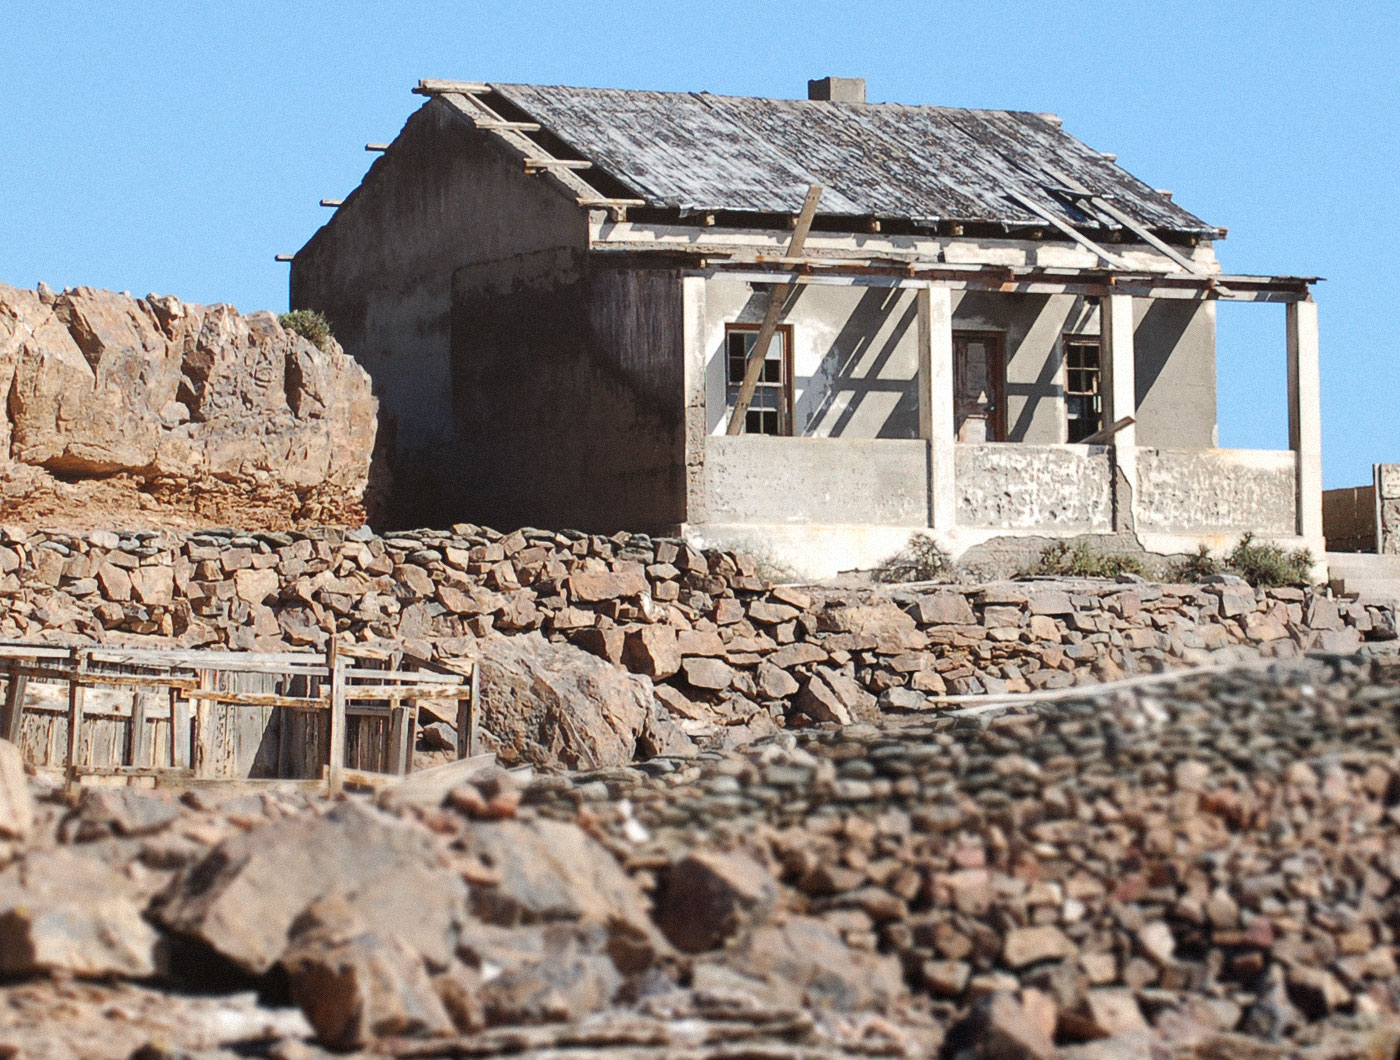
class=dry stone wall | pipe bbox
[0,284,376,530]
[0,523,1393,768]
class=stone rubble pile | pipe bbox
[0,284,376,529]
[0,524,1393,769]
[1,656,1399,1058]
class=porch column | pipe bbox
[917,283,956,529]
[1100,293,1137,533]
[1286,299,1324,547]
[680,275,709,526]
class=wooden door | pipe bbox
[953,332,1005,442]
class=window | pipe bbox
[1064,338,1103,442]
[725,324,792,435]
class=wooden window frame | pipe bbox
[724,323,795,436]
[1063,335,1104,443]
[952,330,1007,442]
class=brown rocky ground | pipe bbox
[3,654,1400,1058]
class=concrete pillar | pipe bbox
[1287,299,1324,547]
[681,276,709,525]
[917,283,956,529]
[1100,293,1137,533]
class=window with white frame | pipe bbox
[725,324,793,435]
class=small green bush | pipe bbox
[1028,540,1148,579]
[1226,532,1314,588]
[1165,544,1221,583]
[874,535,951,583]
[279,309,332,352]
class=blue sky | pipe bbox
[1,1,1395,487]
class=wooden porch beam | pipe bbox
[727,184,823,435]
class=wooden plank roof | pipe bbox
[485,83,1220,237]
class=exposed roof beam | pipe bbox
[1005,189,1128,268]
[415,79,490,95]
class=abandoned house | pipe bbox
[290,76,1323,579]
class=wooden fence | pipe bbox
[0,640,477,793]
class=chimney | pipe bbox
[808,76,866,103]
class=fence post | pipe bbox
[3,662,27,745]
[65,647,87,789]
[456,661,478,760]
[326,637,345,794]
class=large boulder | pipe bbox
[716,915,904,1012]
[0,739,33,842]
[456,922,622,1027]
[282,895,455,1049]
[654,851,778,953]
[155,801,466,974]
[473,633,652,770]
[0,849,160,979]
[459,817,665,971]
[0,283,375,528]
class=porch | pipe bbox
[680,266,1321,579]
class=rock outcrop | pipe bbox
[0,284,376,529]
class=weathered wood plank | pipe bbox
[3,665,27,744]
[326,641,346,795]
[727,184,823,433]
[64,649,87,788]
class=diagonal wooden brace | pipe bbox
[727,184,823,434]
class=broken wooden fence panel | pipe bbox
[0,641,477,791]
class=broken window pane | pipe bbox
[725,325,791,436]
[1065,338,1103,443]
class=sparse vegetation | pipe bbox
[874,534,951,583]
[1165,544,1221,583]
[1225,532,1314,588]
[279,309,332,352]
[1026,540,1149,579]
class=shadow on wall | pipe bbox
[1002,294,1062,442]
[363,411,463,532]
[1135,300,1195,408]
[807,287,919,438]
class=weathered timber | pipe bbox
[0,640,475,790]
[727,184,824,433]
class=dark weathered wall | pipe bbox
[450,260,686,532]
[290,99,592,527]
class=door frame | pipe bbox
[952,330,1007,442]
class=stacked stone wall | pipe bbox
[0,525,1392,751]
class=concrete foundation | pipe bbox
[1381,464,1400,555]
